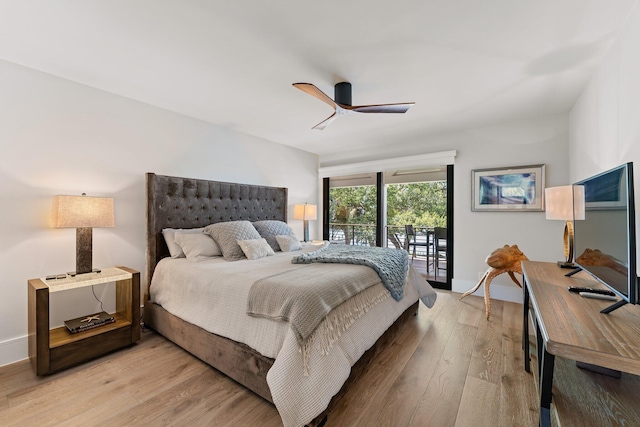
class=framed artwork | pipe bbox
[471,164,545,212]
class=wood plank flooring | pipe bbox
[0,292,539,426]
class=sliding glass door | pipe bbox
[384,166,451,287]
[322,165,453,289]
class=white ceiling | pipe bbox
[0,0,636,156]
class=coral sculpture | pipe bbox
[459,245,528,320]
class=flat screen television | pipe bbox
[572,162,637,313]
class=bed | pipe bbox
[143,173,436,426]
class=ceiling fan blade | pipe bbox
[312,112,338,130]
[293,83,337,110]
[351,102,415,114]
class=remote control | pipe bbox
[579,292,618,301]
[568,286,615,296]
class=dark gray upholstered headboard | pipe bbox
[145,173,288,292]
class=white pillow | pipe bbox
[237,238,275,260]
[162,227,205,258]
[174,232,222,262]
[275,234,302,252]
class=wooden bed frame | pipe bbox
[143,172,418,425]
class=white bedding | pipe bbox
[150,246,436,427]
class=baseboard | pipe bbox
[0,335,28,367]
[452,278,523,304]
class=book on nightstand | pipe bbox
[64,311,115,334]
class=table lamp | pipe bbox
[293,203,317,242]
[51,193,115,275]
[545,185,585,268]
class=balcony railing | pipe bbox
[329,223,376,246]
[328,223,429,252]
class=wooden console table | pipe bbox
[522,261,640,427]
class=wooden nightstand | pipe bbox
[28,266,140,375]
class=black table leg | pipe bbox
[523,281,531,372]
[536,318,555,427]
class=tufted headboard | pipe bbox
[145,173,288,292]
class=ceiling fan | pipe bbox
[292,82,415,130]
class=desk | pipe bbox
[522,261,640,427]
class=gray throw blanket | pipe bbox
[247,263,383,347]
[291,244,409,301]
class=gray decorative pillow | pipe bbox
[174,232,222,262]
[253,220,295,252]
[237,238,275,260]
[162,227,206,258]
[204,221,262,261]
[275,234,302,252]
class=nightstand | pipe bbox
[28,266,140,375]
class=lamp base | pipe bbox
[303,220,310,242]
[557,261,576,269]
[76,227,94,275]
[558,221,576,269]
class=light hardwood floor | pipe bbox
[0,292,539,426]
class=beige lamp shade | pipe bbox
[545,185,585,221]
[51,195,115,228]
[293,203,317,221]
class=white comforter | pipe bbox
[150,247,436,427]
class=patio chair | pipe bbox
[405,225,430,269]
[434,226,447,275]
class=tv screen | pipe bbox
[573,162,637,312]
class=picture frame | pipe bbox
[471,164,545,212]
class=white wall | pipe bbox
[320,115,571,301]
[0,60,318,366]
[569,3,640,191]
[570,1,640,272]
